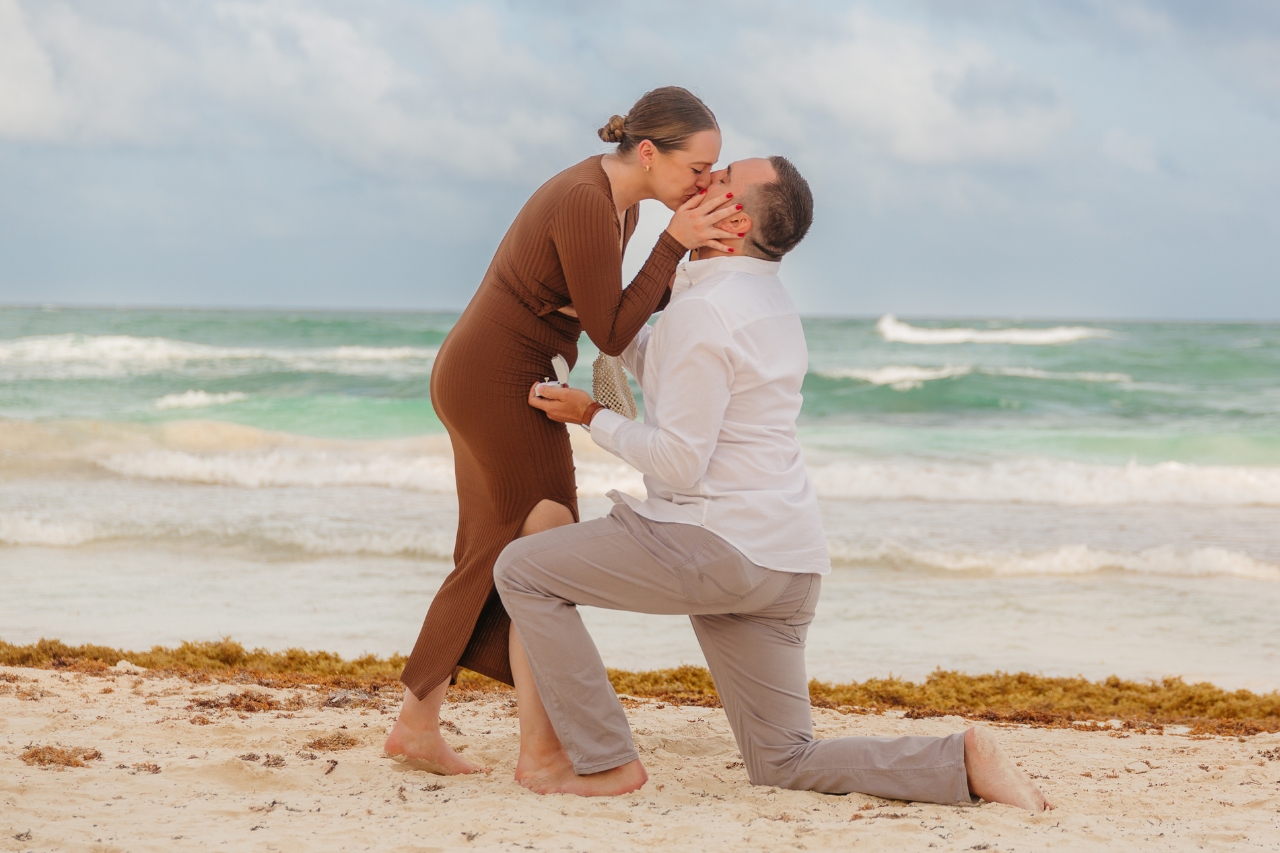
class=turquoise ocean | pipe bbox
[2,306,1278,689]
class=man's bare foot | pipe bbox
[383,719,484,776]
[516,748,647,797]
[964,727,1052,812]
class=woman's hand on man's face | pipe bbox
[665,190,742,254]
[528,382,595,424]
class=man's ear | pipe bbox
[724,211,752,234]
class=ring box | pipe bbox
[535,380,566,398]
[535,354,572,397]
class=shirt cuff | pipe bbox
[588,408,628,453]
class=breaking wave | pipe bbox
[806,458,1280,506]
[820,365,972,391]
[95,449,646,496]
[829,540,1280,582]
[154,390,249,410]
[0,515,99,548]
[0,334,437,379]
[8,507,1277,580]
[92,447,1280,507]
[0,511,458,559]
[817,364,1131,390]
[876,315,1111,346]
[98,449,459,492]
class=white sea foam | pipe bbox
[829,540,1280,581]
[990,367,1130,383]
[0,511,458,559]
[876,314,1111,345]
[0,334,437,379]
[817,364,1131,390]
[270,527,457,559]
[807,457,1280,506]
[153,390,249,410]
[820,365,971,391]
[98,449,459,491]
[0,515,98,547]
[94,445,1280,507]
[95,449,645,497]
[10,504,1277,581]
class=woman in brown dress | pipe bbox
[384,87,741,773]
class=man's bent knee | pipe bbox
[743,747,807,790]
[493,539,536,594]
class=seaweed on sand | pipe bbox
[0,637,504,698]
[21,745,103,768]
[4,638,1278,734]
[801,670,1280,734]
[189,689,284,713]
[305,732,360,751]
[609,666,1280,735]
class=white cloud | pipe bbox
[1,2,1069,177]
[199,2,575,177]
[0,1,192,144]
[736,11,1071,167]
[0,0,578,178]
[1101,128,1160,173]
[0,0,65,140]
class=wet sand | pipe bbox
[3,665,1279,851]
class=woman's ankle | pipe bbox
[395,682,449,731]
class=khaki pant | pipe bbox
[494,503,971,803]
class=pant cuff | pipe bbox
[571,749,641,776]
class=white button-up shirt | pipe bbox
[590,255,830,575]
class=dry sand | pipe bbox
[3,665,1278,852]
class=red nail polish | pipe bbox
[699,189,706,194]
[738,233,745,237]
[727,248,734,253]
[735,204,742,210]
[726,193,733,199]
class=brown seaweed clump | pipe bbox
[802,670,1280,735]
[0,637,407,691]
[21,745,103,768]
[4,637,1279,736]
[185,686,302,712]
[608,664,721,708]
[305,732,360,751]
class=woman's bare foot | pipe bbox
[382,684,484,775]
[517,749,648,797]
[964,727,1052,812]
[384,719,483,775]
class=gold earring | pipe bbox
[644,165,650,172]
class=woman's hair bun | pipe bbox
[597,114,627,144]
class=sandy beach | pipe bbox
[3,664,1278,852]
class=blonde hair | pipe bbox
[597,86,718,155]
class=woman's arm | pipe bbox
[551,185,684,356]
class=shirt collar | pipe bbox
[672,255,782,296]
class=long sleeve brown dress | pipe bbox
[399,155,687,697]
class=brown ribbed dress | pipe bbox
[400,156,687,696]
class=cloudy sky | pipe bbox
[2,0,1278,318]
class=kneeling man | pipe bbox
[495,156,1050,810]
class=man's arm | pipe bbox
[590,300,732,489]
[618,324,653,385]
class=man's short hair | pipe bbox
[748,156,813,260]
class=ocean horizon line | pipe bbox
[4,302,1279,325]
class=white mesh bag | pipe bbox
[592,353,638,420]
